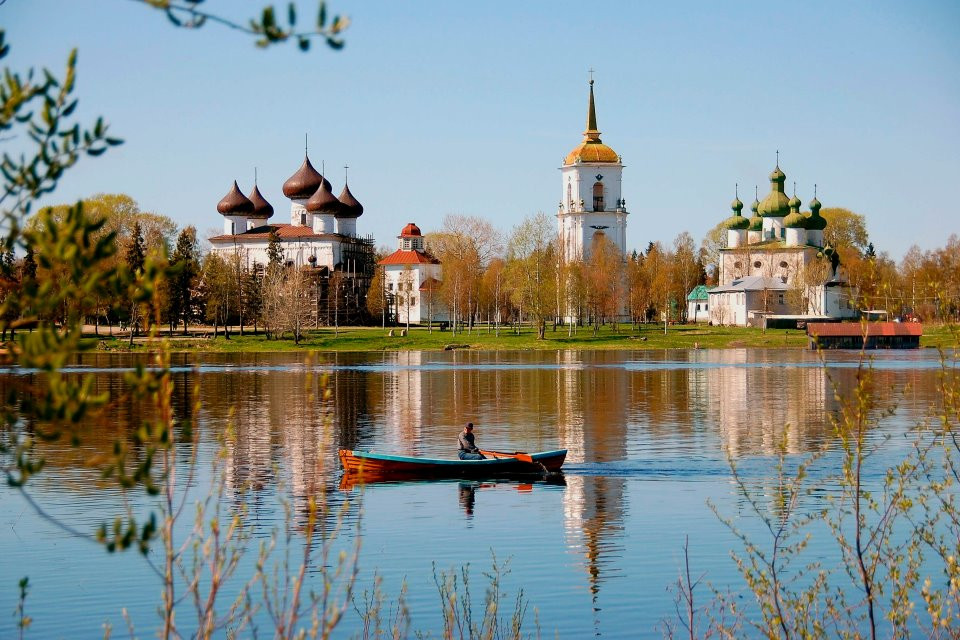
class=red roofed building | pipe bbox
[806,322,922,350]
[377,223,448,325]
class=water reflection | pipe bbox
[1,347,946,637]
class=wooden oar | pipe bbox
[480,449,534,464]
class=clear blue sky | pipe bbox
[5,0,959,259]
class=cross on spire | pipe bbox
[776,149,780,167]
[305,133,308,156]
[588,67,595,85]
[344,164,349,184]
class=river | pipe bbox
[0,348,950,637]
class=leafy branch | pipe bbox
[134,0,350,51]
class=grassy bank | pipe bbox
[86,322,959,353]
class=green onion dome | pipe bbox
[783,192,805,228]
[723,195,749,230]
[806,195,827,230]
[783,210,807,228]
[758,171,790,217]
[748,214,763,232]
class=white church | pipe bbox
[709,161,857,326]
[377,222,448,325]
[557,78,629,262]
[209,153,374,275]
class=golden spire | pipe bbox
[584,71,601,142]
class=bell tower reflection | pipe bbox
[556,351,628,613]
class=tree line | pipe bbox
[0,193,357,343]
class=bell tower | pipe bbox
[557,75,628,263]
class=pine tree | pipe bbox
[267,229,284,268]
[126,221,146,344]
[168,226,199,334]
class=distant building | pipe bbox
[709,161,857,326]
[556,78,629,263]
[378,223,448,325]
[210,154,374,273]
[209,153,376,324]
[686,285,711,323]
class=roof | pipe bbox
[306,181,342,214]
[247,184,274,219]
[806,322,923,338]
[686,285,710,301]
[209,223,338,243]
[282,154,328,199]
[337,183,364,218]
[217,181,254,215]
[709,276,788,293]
[400,222,422,237]
[379,249,440,266]
[564,80,619,165]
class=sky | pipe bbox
[4,0,959,260]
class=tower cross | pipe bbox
[344,164,349,183]
[588,67,595,84]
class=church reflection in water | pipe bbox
[154,349,889,599]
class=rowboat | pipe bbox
[338,448,567,479]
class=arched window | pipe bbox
[592,182,604,211]
[566,181,572,208]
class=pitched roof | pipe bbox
[209,223,337,243]
[709,276,788,293]
[378,249,440,265]
[686,284,710,301]
[806,322,923,338]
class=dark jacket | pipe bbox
[458,430,479,453]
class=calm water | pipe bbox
[0,348,951,638]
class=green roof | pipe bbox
[687,284,710,301]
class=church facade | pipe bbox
[377,223,449,325]
[209,153,375,277]
[709,161,857,326]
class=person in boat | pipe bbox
[458,422,486,460]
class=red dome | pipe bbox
[247,184,274,219]
[400,222,422,237]
[282,155,329,199]
[217,181,254,215]
[305,181,342,214]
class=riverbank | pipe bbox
[83,322,960,353]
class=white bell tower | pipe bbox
[557,76,628,263]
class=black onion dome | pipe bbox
[217,181,254,215]
[247,184,274,219]
[282,155,324,199]
[305,181,343,214]
[337,183,364,218]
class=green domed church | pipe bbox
[709,159,856,326]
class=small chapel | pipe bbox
[377,223,448,325]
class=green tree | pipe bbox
[125,221,147,345]
[166,226,199,334]
[267,228,284,267]
[821,207,869,254]
[505,212,556,340]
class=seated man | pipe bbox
[458,422,486,460]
